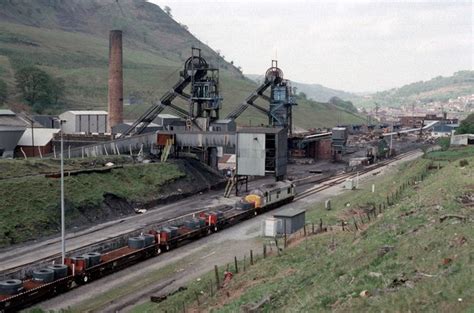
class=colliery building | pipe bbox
[59,110,108,134]
[0,109,27,158]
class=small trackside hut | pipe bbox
[273,208,306,235]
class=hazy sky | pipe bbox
[149,0,473,92]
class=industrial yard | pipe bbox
[0,1,473,313]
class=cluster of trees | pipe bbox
[456,113,474,134]
[14,66,65,113]
[329,96,358,113]
[0,79,7,105]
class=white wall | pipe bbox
[59,112,107,133]
[236,133,266,176]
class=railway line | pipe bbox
[0,149,422,312]
[295,149,420,200]
[1,150,419,277]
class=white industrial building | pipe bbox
[0,109,27,158]
[59,110,108,134]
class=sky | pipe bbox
[149,0,473,92]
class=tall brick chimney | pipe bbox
[108,30,123,133]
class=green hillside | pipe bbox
[0,0,365,128]
[132,147,474,312]
[353,71,474,108]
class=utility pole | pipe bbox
[57,119,67,264]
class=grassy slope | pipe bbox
[0,1,366,128]
[0,158,184,247]
[135,147,474,312]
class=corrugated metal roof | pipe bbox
[17,128,60,146]
[64,110,108,115]
[0,109,15,116]
[157,114,180,119]
[274,208,306,218]
[0,115,27,127]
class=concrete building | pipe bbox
[0,109,26,158]
[59,111,108,134]
[450,134,474,146]
[15,128,60,157]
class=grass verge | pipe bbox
[135,147,473,312]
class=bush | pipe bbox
[436,137,450,151]
[459,159,469,167]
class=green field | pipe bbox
[135,147,473,312]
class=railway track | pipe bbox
[294,150,420,200]
[0,149,421,279]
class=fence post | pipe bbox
[250,250,254,265]
[263,244,267,259]
[304,224,307,237]
[214,265,220,290]
[234,256,239,273]
[243,255,246,272]
[312,223,315,234]
[319,218,323,231]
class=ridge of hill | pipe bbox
[246,74,358,103]
[353,70,474,108]
[0,0,365,128]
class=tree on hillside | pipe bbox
[329,96,358,113]
[164,5,172,17]
[456,113,474,134]
[0,79,7,105]
[15,66,65,113]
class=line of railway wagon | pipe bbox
[0,181,295,312]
